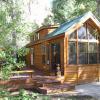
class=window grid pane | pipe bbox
[78,26,87,39]
[69,42,77,64]
[88,43,97,64]
[78,42,88,64]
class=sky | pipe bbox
[17,0,53,47]
[23,0,53,26]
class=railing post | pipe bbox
[56,64,61,78]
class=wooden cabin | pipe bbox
[26,12,100,84]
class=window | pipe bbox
[69,42,77,64]
[33,33,40,41]
[68,24,99,65]
[41,45,46,64]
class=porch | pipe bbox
[0,68,74,94]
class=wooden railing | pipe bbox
[11,70,34,78]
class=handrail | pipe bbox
[11,70,34,74]
[11,70,34,78]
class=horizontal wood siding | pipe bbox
[34,44,42,69]
[78,65,98,84]
[39,28,57,40]
[26,36,64,75]
[64,65,100,84]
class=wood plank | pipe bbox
[63,34,68,82]
[11,70,34,74]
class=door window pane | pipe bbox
[51,43,60,71]
[78,42,88,64]
[69,42,77,64]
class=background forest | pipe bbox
[0,0,99,99]
[0,0,99,48]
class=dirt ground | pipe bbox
[50,82,100,100]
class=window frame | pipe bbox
[68,23,100,65]
[41,45,46,64]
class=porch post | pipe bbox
[63,33,68,82]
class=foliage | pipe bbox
[0,89,95,100]
[50,0,97,24]
[0,0,21,47]
[73,0,96,17]
[0,90,10,98]
[0,0,38,48]
[0,0,36,80]
[52,0,76,24]
[0,89,51,100]
[42,15,54,26]
[0,47,29,80]
[29,22,39,36]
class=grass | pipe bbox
[0,89,98,100]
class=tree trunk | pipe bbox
[96,0,100,18]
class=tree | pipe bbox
[0,0,31,79]
[96,0,100,20]
[51,0,96,24]
[0,0,22,48]
[42,15,54,26]
[74,0,96,16]
[0,0,39,48]
[52,0,76,24]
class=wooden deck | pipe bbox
[0,69,75,94]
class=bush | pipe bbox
[0,89,51,100]
[0,47,29,80]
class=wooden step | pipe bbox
[37,79,61,86]
[36,79,61,87]
[3,83,35,92]
[0,75,75,94]
[33,83,75,94]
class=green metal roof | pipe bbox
[46,12,95,39]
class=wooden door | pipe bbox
[51,43,60,72]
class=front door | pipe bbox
[51,43,60,72]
